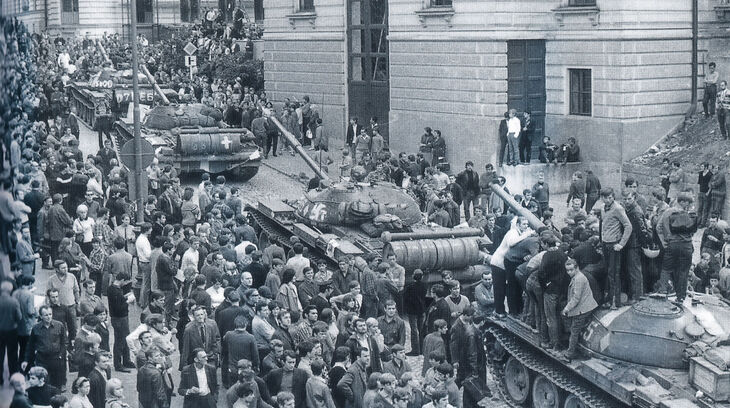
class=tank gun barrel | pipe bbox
[490,182,544,230]
[140,64,170,106]
[262,109,330,182]
[95,39,112,65]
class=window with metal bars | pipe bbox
[430,0,452,6]
[300,0,314,11]
[569,69,592,116]
[568,0,596,6]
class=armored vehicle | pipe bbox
[483,185,730,408]
[113,103,261,180]
[244,112,487,284]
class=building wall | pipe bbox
[262,0,347,139]
[385,0,695,173]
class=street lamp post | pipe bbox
[128,0,145,223]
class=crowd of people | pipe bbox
[4,11,730,408]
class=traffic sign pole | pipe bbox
[129,0,144,223]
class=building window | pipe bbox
[568,0,596,6]
[299,0,313,11]
[569,68,591,116]
[430,0,451,6]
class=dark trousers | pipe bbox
[518,136,532,163]
[661,241,693,301]
[698,192,711,226]
[162,289,176,327]
[361,294,378,319]
[566,312,592,356]
[585,194,599,213]
[110,316,132,368]
[543,293,562,348]
[50,239,61,262]
[462,193,475,221]
[703,84,717,116]
[17,335,29,373]
[36,353,66,388]
[719,108,728,139]
[622,246,643,301]
[498,135,507,167]
[526,276,548,343]
[0,330,18,376]
[407,313,424,354]
[503,259,524,316]
[492,266,507,315]
[265,133,279,156]
[603,243,622,306]
[711,194,726,217]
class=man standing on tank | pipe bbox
[657,192,698,302]
[600,188,632,310]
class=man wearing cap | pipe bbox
[156,242,177,326]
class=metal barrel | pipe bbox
[140,64,170,105]
[381,227,483,243]
[262,108,330,182]
[489,182,545,230]
[383,237,481,271]
[177,133,242,155]
[178,128,248,134]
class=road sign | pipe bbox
[120,138,155,170]
[183,42,197,56]
[184,55,197,67]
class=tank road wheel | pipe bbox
[532,375,564,408]
[504,356,532,405]
[236,166,259,182]
[563,395,588,408]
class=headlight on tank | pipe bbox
[249,149,261,160]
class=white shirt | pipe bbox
[136,234,151,263]
[234,241,258,262]
[507,117,522,137]
[195,365,210,395]
[181,248,200,273]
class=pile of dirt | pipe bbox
[630,113,730,169]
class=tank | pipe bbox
[67,65,175,129]
[244,111,488,286]
[483,286,730,407]
[113,103,261,180]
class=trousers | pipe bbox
[698,192,711,226]
[0,329,18,376]
[566,312,592,356]
[36,353,67,388]
[407,313,424,354]
[266,132,279,156]
[660,241,693,301]
[703,84,718,116]
[492,266,507,315]
[462,193,475,221]
[543,293,562,348]
[622,246,643,301]
[138,261,152,309]
[719,108,728,139]
[110,316,132,368]
[603,243,622,306]
[518,135,532,163]
[503,259,524,316]
[506,134,520,165]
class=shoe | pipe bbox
[115,367,131,373]
[123,362,136,369]
[273,153,278,157]
[264,154,268,159]
[406,351,419,357]
[495,313,506,320]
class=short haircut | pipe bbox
[600,188,614,198]
[311,359,326,376]
[28,366,48,381]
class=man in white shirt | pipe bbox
[179,348,217,408]
[704,62,720,118]
[505,108,522,166]
[286,243,311,282]
[136,223,152,308]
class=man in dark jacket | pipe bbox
[179,348,218,408]
[449,306,478,387]
[538,236,568,350]
[88,351,112,408]
[622,191,647,303]
[403,270,427,356]
[336,347,369,408]
[456,161,480,221]
[138,349,171,408]
[156,242,177,325]
[47,193,72,261]
[264,351,308,408]
[498,112,509,166]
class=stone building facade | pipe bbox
[1,0,260,37]
[263,0,730,173]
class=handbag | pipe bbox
[305,128,313,139]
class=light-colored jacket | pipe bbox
[564,272,598,317]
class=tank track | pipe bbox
[487,326,622,408]
[247,207,295,249]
